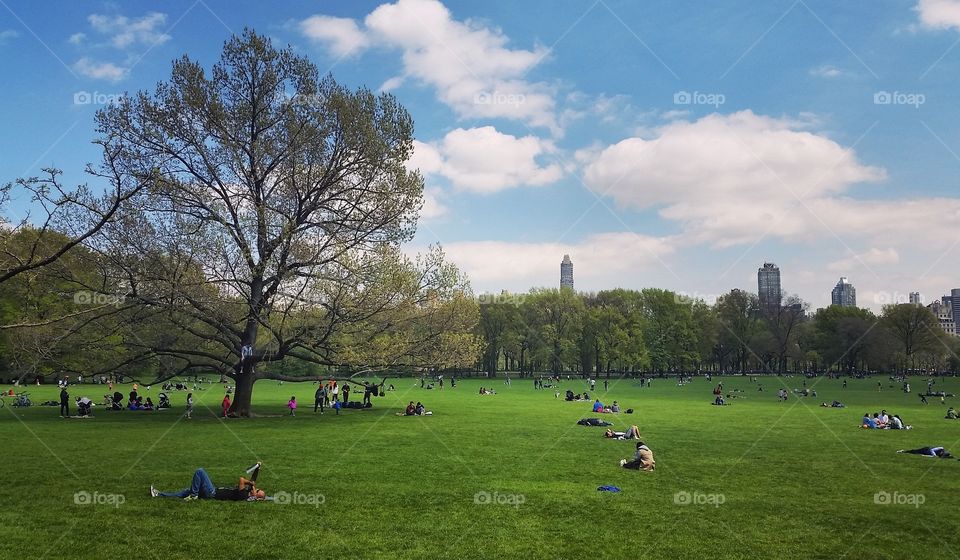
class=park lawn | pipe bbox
[1,375,958,560]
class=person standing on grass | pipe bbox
[342,383,350,405]
[221,394,231,417]
[287,396,297,416]
[331,381,339,404]
[59,386,70,417]
[185,393,194,419]
[314,385,325,413]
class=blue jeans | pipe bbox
[159,468,216,498]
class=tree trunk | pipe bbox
[229,363,256,417]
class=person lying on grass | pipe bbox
[604,425,641,440]
[897,446,953,458]
[151,463,265,501]
[946,407,958,420]
[619,441,655,471]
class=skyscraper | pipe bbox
[951,289,960,329]
[757,262,781,313]
[909,292,922,305]
[560,255,574,290]
[831,277,857,307]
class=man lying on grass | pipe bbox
[151,462,266,501]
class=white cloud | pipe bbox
[72,57,128,82]
[299,15,369,57]
[582,110,887,246]
[437,233,676,289]
[420,188,448,220]
[87,12,170,49]
[68,32,86,45]
[0,30,19,44]
[916,0,960,31]
[827,247,900,272]
[810,64,842,77]
[299,0,558,132]
[410,126,563,193]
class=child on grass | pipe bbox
[287,396,297,416]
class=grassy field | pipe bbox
[2,374,958,559]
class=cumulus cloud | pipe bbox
[582,110,888,246]
[410,126,563,193]
[72,57,128,81]
[87,12,171,49]
[915,0,960,31]
[436,233,676,290]
[299,0,558,132]
[299,15,369,57]
[810,64,842,77]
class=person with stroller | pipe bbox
[151,462,266,501]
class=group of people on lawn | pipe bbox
[861,410,910,429]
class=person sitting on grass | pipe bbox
[897,446,953,458]
[75,396,93,417]
[415,402,431,415]
[861,413,877,429]
[888,414,908,430]
[405,401,416,416]
[604,425,641,440]
[610,401,621,413]
[152,463,266,501]
[619,441,655,471]
[873,413,886,429]
[593,399,605,413]
[946,407,958,420]
[712,395,727,406]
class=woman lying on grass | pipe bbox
[603,425,641,440]
[897,446,953,458]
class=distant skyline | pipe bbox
[3,0,960,312]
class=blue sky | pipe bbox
[2,0,960,310]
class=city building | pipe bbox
[757,262,781,314]
[909,292,922,305]
[560,254,574,290]
[928,295,957,337]
[831,277,857,307]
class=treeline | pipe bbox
[476,287,960,376]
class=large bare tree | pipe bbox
[70,29,476,415]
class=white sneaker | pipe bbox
[150,485,158,497]
[619,459,627,467]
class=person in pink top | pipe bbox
[287,396,297,416]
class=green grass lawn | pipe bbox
[2,374,958,559]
